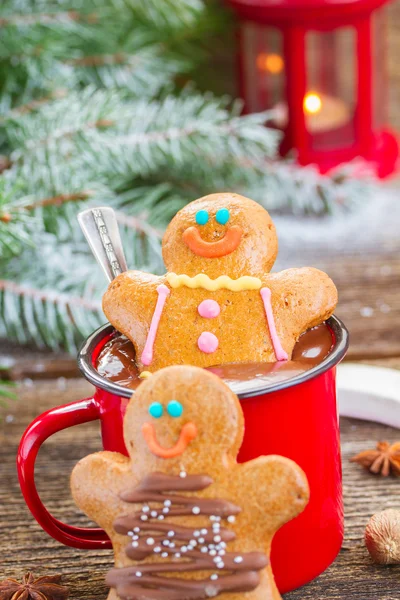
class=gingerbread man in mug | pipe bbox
[71,366,310,600]
[103,193,337,373]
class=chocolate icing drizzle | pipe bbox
[106,472,268,600]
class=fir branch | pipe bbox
[0,370,17,409]
[0,11,84,28]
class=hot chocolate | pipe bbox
[96,322,333,395]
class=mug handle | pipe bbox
[17,397,112,549]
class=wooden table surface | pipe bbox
[1,241,400,598]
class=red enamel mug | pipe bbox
[17,315,348,594]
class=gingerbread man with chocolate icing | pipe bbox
[102,193,337,373]
[71,366,309,600]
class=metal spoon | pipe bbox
[78,207,128,282]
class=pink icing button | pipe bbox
[198,332,219,354]
[198,299,220,319]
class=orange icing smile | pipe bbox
[142,422,197,458]
[182,226,242,258]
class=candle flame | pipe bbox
[304,93,322,115]
[256,53,284,74]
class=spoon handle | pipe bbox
[78,207,128,282]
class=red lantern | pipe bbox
[226,0,398,178]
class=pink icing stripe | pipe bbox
[260,287,288,362]
[141,284,170,366]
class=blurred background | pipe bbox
[0,0,399,388]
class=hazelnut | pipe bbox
[365,509,400,564]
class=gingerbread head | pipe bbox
[162,193,278,279]
[102,192,337,373]
[71,366,310,600]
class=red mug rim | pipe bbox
[77,315,349,400]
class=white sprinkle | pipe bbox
[135,572,142,577]
[214,535,221,543]
[170,542,175,548]
[219,542,226,549]
[127,531,133,537]
[192,506,201,515]
[132,535,139,541]
[175,553,181,558]
[141,515,148,521]
[380,303,391,313]
[163,540,170,546]
[142,506,150,513]
[209,550,216,556]
[218,550,225,556]
[205,585,218,598]
[227,516,235,523]
[134,527,140,533]
[181,546,188,553]
[164,500,172,507]
[209,544,215,549]
[360,306,374,318]
[210,574,218,581]
[193,530,200,537]
[201,529,208,535]
[158,515,164,520]
[151,511,158,518]
[198,537,205,544]
[212,523,220,530]
[214,556,222,563]
[168,531,175,537]
[234,556,243,563]
[154,547,161,553]
[146,538,155,546]
[132,542,138,548]
[201,547,208,553]
[161,552,168,558]
[163,507,169,514]
[217,562,224,569]
[189,539,197,546]
[210,516,217,522]
[180,471,187,478]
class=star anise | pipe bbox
[351,441,400,477]
[0,573,69,600]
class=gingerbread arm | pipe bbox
[266,267,338,340]
[102,271,167,369]
[236,455,309,534]
[70,451,133,536]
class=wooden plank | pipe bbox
[1,379,400,598]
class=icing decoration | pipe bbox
[198,299,220,318]
[167,400,183,418]
[260,287,288,361]
[142,422,197,458]
[182,225,242,258]
[148,402,163,419]
[198,332,219,354]
[166,273,262,292]
[215,208,230,225]
[139,371,152,379]
[107,473,268,600]
[141,284,170,366]
[195,210,209,225]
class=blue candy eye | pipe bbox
[149,402,163,419]
[167,400,183,418]
[216,208,230,225]
[196,210,209,226]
